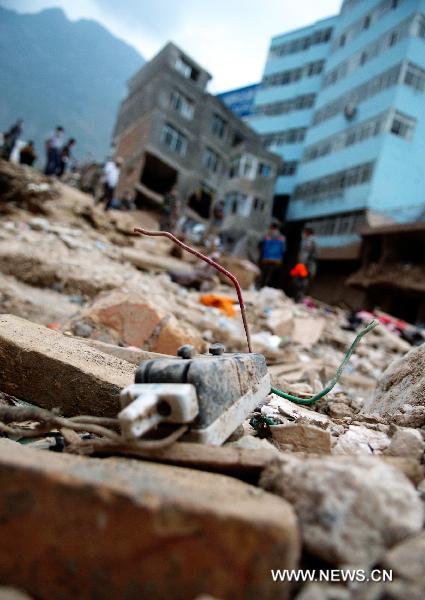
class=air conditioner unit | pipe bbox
[344,104,357,120]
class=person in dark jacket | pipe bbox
[44,126,64,175]
[57,138,76,177]
[299,227,318,279]
[19,141,37,166]
[2,118,23,160]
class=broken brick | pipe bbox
[0,439,300,599]
[76,288,205,355]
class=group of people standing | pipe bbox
[1,118,76,177]
[259,223,317,301]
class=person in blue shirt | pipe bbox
[258,222,286,288]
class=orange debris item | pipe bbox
[290,263,309,278]
[200,294,236,317]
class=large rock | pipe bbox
[0,238,127,297]
[368,343,425,416]
[266,307,294,337]
[217,256,260,289]
[121,247,189,273]
[382,531,425,584]
[0,314,134,416]
[386,428,424,460]
[73,288,205,355]
[260,455,423,568]
[333,425,390,455]
[0,439,300,599]
[270,423,332,454]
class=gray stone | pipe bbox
[368,344,425,416]
[333,425,390,455]
[382,531,425,583]
[73,320,93,338]
[260,455,424,568]
[386,428,424,460]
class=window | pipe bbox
[279,161,298,176]
[313,64,402,126]
[324,15,416,89]
[293,162,374,203]
[332,0,403,52]
[241,155,257,178]
[262,61,323,88]
[175,56,199,81]
[169,89,194,120]
[390,111,416,139]
[254,198,266,212]
[203,147,220,173]
[229,156,240,178]
[404,62,425,91]
[258,163,272,177]
[161,123,188,156]
[232,131,244,147]
[414,14,425,39]
[253,94,315,117]
[263,127,306,147]
[225,192,250,216]
[211,113,227,138]
[306,212,366,236]
[269,27,333,58]
[307,60,324,76]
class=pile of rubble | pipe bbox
[0,159,424,599]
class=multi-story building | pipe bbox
[249,0,425,261]
[248,16,337,221]
[112,42,280,242]
[290,0,425,258]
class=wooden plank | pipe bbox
[68,439,278,481]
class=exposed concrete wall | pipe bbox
[113,42,281,240]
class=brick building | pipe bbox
[112,42,280,243]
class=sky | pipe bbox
[0,0,342,92]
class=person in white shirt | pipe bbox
[44,126,64,175]
[101,156,123,211]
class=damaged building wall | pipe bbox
[113,42,280,241]
[348,221,425,322]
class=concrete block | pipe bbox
[0,314,134,416]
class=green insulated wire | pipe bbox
[271,320,379,406]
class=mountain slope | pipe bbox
[0,6,144,161]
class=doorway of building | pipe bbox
[137,152,178,209]
[188,186,214,220]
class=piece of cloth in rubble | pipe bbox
[200,294,236,317]
[290,263,308,278]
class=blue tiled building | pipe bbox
[248,15,336,222]
[251,0,425,258]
